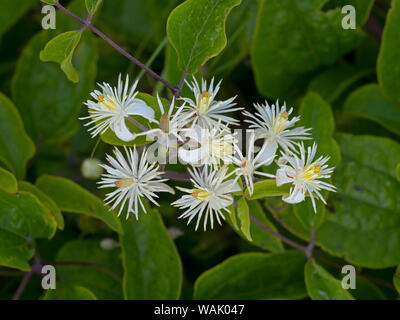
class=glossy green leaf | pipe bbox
[167,0,242,73]
[343,84,400,136]
[236,197,251,241]
[0,229,32,271]
[12,1,98,144]
[0,0,37,36]
[305,260,354,300]
[251,0,364,98]
[98,93,163,147]
[36,175,122,234]
[56,239,123,299]
[378,0,400,103]
[0,167,17,193]
[0,189,57,240]
[245,180,289,200]
[394,265,400,294]
[316,134,400,268]
[43,283,97,300]
[120,204,182,299]
[85,0,102,14]
[18,181,64,230]
[40,31,82,83]
[300,92,341,167]
[193,251,307,299]
[0,188,57,270]
[0,93,35,179]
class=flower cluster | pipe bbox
[81,75,336,231]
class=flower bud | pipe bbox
[81,158,103,179]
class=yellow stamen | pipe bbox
[192,189,210,200]
[114,178,134,188]
[160,113,170,133]
[274,112,289,133]
[302,164,321,181]
[198,91,211,113]
[98,94,118,110]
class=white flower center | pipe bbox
[114,177,135,188]
[192,189,211,200]
[241,158,254,176]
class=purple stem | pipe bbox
[54,2,178,95]
[249,214,307,253]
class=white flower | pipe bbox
[80,74,155,142]
[178,124,237,167]
[172,166,240,231]
[98,146,174,219]
[232,132,275,195]
[276,142,336,212]
[179,77,242,128]
[243,100,310,164]
[134,95,191,151]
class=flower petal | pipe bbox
[126,99,155,122]
[112,119,136,142]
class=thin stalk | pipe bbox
[135,37,168,83]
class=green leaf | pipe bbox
[251,0,364,98]
[56,239,123,299]
[41,0,58,4]
[85,0,102,14]
[378,0,400,103]
[193,251,307,299]
[394,265,400,294]
[396,163,400,182]
[305,260,354,300]
[98,93,163,147]
[294,200,326,231]
[327,0,375,26]
[0,229,32,271]
[316,134,400,268]
[43,283,97,300]
[100,0,180,49]
[300,92,341,167]
[120,203,182,299]
[225,200,284,252]
[0,167,17,193]
[307,64,374,104]
[167,0,242,73]
[0,187,57,270]
[40,31,82,83]
[0,93,35,179]
[236,197,251,241]
[246,180,289,200]
[0,189,57,240]
[36,175,122,234]
[0,0,37,36]
[351,277,386,300]
[207,0,258,76]
[18,181,64,230]
[12,1,98,144]
[343,84,400,136]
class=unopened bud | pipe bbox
[81,158,103,179]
